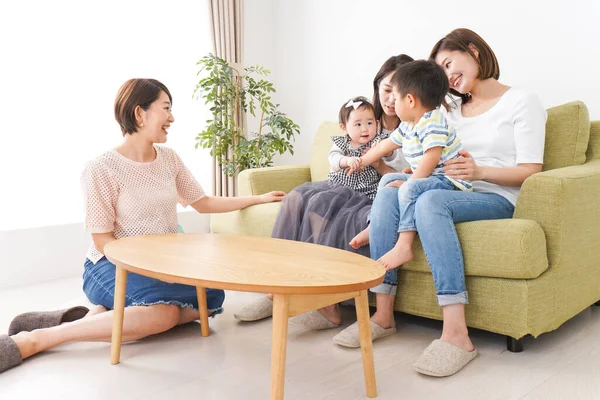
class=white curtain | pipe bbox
[208,0,245,196]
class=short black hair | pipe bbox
[390,60,449,110]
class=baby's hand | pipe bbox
[346,157,362,175]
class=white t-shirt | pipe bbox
[446,87,547,206]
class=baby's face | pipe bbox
[345,108,377,145]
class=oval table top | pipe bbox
[104,233,385,295]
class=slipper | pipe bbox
[333,320,397,348]
[233,297,273,322]
[413,339,478,377]
[0,335,23,373]
[289,310,341,330]
[8,306,89,336]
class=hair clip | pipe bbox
[345,99,363,110]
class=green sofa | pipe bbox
[211,101,600,351]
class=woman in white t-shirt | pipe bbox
[0,78,285,374]
[333,29,547,377]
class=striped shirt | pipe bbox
[390,108,471,191]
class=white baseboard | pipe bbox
[0,211,210,290]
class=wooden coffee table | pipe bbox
[104,233,385,399]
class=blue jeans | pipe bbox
[83,257,225,313]
[369,187,514,305]
[379,173,457,232]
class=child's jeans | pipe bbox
[378,173,458,232]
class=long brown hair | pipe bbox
[429,28,499,104]
[372,54,414,127]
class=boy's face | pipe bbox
[393,88,412,122]
[344,107,378,145]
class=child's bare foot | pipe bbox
[349,227,370,249]
[378,244,413,270]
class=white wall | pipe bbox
[0,211,209,290]
[245,0,600,166]
[0,0,214,232]
[0,0,214,287]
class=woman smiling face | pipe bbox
[136,90,175,144]
[434,49,480,95]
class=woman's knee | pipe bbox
[143,304,181,332]
[371,187,399,221]
[414,190,449,221]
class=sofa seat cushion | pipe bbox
[403,218,549,279]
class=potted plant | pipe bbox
[194,53,300,177]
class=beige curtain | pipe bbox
[208,0,244,197]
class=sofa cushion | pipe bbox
[210,202,282,237]
[309,122,343,182]
[543,101,590,171]
[403,218,549,279]
[587,120,600,161]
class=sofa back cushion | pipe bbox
[309,122,343,181]
[543,101,590,170]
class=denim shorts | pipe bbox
[83,257,225,314]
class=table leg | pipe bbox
[196,286,210,337]
[355,289,377,398]
[270,294,290,400]
[110,266,128,365]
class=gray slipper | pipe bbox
[413,339,478,377]
[0,335,22,373]
[8,306,89,335]
[289,310,341,330]
[233,297,273,322]
[333,320,397,348]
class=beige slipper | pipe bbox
[233,297,273,322]
[8,306,90,335]
[333,320,397,348]
[0,335,22,373]
[413,339,478,377]
[289,310,341,330]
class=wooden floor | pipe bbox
[1,276,599,400]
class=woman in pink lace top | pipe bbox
[0,79,285,373]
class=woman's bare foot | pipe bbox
[84,305,107,318]
[11,331,40,360]
[349,227,370,249]
[378,243,413,270]
[317,304,342,325]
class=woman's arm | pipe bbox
[191,191,286,214]
[444,150,542,186]
[91,232,116,255]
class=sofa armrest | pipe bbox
[514,160,600,268]
[238,164,311,196]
